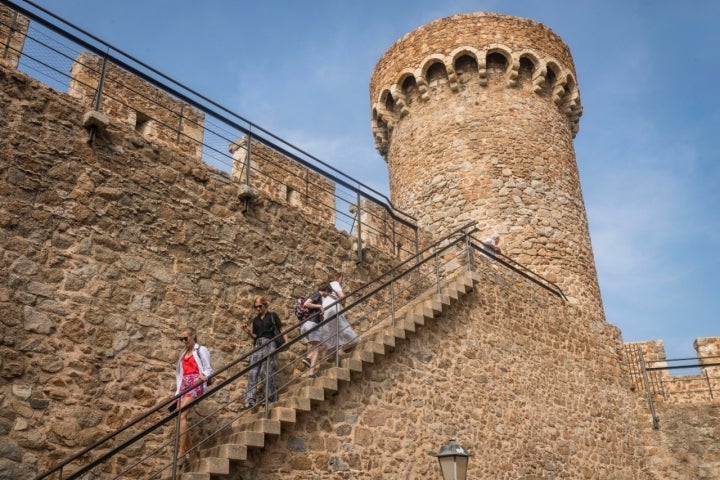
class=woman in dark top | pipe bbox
[241,295,287,408]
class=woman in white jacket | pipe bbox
[174,327,213,463]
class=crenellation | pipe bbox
[370,12,598,315]
[0,5,28,69]
[68,52,205,160]
[1,6,718,479]
[229,136,336,229]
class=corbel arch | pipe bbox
[419,53,451,90]
[484,44,512,83]
[449,46,483,86]
[514,50,541,89]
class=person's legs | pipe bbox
[177,395,193,460]
[245,357,259,407]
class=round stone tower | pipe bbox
[370,13,603,315]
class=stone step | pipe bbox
[425,296,444,315]
[400,317,416,333]
[226,429,265,448]
[325,366,351,382]
[180,473,210,480]
[365,340,386,356]
[275,395,312,412]
[444,285,460,301]
[341,357,364,373]
[297,385,325,402]
[232,417,281,436]
[460,272,476,292]
[437,289,452,307]
[374,332,396,350]
[388,325,406,340]
[202,443,247,462]
[302,374,338,393]
[406,311,425,327]
[186,456,229,476]
[352,347,375,364]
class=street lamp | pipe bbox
[432,438,472,480]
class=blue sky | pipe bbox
[22,0,719,360]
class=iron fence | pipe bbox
[1,0,419,262]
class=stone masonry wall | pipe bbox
[626,338,720,404]
[0,65,398,479]
[229,255,653,479]
[2,26,719,480]
[0,5,28,69]
[229,136,336,229]
[369,13,600,319]
[68,52,205,161]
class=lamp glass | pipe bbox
[438,455,468,480]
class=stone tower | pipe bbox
[370,13,603,315]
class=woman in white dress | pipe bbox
[321,271,359,356]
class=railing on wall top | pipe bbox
[0,0,419,262]
[33,221,567,480]
[624,344,720,429]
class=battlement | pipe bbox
[229,136,336,227]
[370,13,581,155]
[625,337,720,405]
[68,52,205,160]
[0,4,28,69]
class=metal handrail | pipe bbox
[1,0,419,258]
[35,221,567,479]
[469,235,567,300]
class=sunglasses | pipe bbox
[178,336,188,342]
[254,305,264,309]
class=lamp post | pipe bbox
[432,438,472,480]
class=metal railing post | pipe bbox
[88,49,109,144]
[2,10,18,59]
[434,250,441,293]
[705,369,714,400]
[356,191,363,264]
[171,405,182,479]
[464,231,473,271]
[390,280,396,327]
[263,351,270,418]
[245,130,252,186]
[637,348,660,429]
[176,102,185,144]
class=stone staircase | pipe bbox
[175,270,479,479]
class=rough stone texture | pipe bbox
[369,13,598,316]
[626,337,720,403]
[0,6,28,69]
[230,136,337,229]
[1,9,718,480]
[230,262,651,479]
[0,64,397,478]
[68,52,205,161]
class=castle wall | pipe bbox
[626,338,720,404]
[1,20,719,480]
[0,65,398,478]
[68,52,205,160]
[0,5,28,69]
[229,136,336,229]
[229,257,653,479]
[369,13,600,316]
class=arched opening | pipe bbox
[383,91,395,113]
[486,52,508,80]
[454,54,478,84]
[539,66,557,97]
[517,57,535,87]
[401,75,419,104]
[425,61,448,87]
